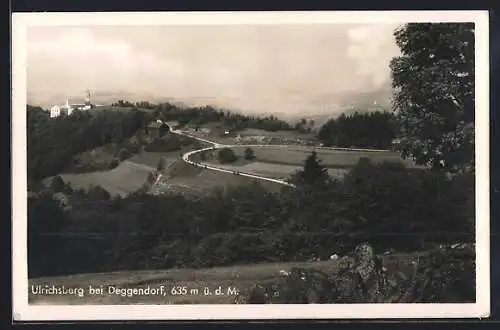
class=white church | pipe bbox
[49,90,97,118]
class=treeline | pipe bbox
[27,106,153,183]
[113,100,294,132]
[317,111,399,150]
[28,156,474,278]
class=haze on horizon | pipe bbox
[27,24,402,117]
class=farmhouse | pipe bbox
[147,120,170,139]
[391,138,402,151]
[166,121,180,130]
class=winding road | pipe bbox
[173,130,297,188]
[172,129,394,189]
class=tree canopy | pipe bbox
[293,151,330,186]
[318,111,398,149]
[390,23,475,172]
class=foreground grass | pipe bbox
[28,252,429,305]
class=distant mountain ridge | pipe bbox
[27,86,393,121]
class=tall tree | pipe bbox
[295,151,329,186]
[157,157,166,172]
[390,23,475,173]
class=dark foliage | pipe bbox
[27,107,152,184]
[144,135,183,152]
[293,151,330,186]
[244,147,256,160]
[390,23,475,172]
[218,148,238,164]
[317,111,398,149]
[112,100,293,132]
[28,160,474,278]
[236,243,475,304]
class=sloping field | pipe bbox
[45,161,154,197]
[202,162,347,180]
[128,152,180,169]
[229,146,418,168]
[237,128,316,139]
[28,252,426,305]
[158,161,283,195]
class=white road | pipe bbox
[172,129,393,189]
[173,130,296,188]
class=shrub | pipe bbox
[51,176,66,193]
[339,161,474,250]
[118,148,132,161]
[86,185,111,200]
[145,135,182,152]
[109,158,119,169]
[244,147,256,160]
[218,148,238,164]
[234,243,475,304]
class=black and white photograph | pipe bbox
[12,11,490,320]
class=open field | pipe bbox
[127,150,186,168]
[158,161,284,195]
[28,252,427,305]
[228,146,418,168]
[202,161,347,180]
[44,160,154,197]
[199,145,419,180]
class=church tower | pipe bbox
[85,89,91,106]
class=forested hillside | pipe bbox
[27,106,153,184]
[29,155,474,278]
[317,111,398,150]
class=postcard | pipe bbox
[12,10,490,320]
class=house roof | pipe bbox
[147,121,167,129]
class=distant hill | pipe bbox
[27,85,393,121]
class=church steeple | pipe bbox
[85,89,91,105]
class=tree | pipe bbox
[51,176,66,193]
[146,172,155,184]
[317,111,397,149]
[244,147,256,160]
[390,23,475,173]
[218,148,238,164]
[118,148,132,161]
[157,157,166,172]
[87,185,111,200]
[295,151,329,186]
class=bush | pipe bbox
[28,159,475,283]
[234,243,475,304]
[118,148,132,161]
[87,185,111,200]
[218,148,238,164]
[51,176,66,193]
[339,160,474,250]
[244,147,256,160]
[145,135,182,152]
[109,158,119,169]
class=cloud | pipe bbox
[27,28,186,96]
[27,24,401,115]
[346,24,401,88]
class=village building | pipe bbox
[146,120,170,139]
[391,138,402,151]
[49,90,98,118]
[165,121,180,130]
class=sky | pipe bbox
[26,23,402,117]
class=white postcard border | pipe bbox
[12,10,490,321]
